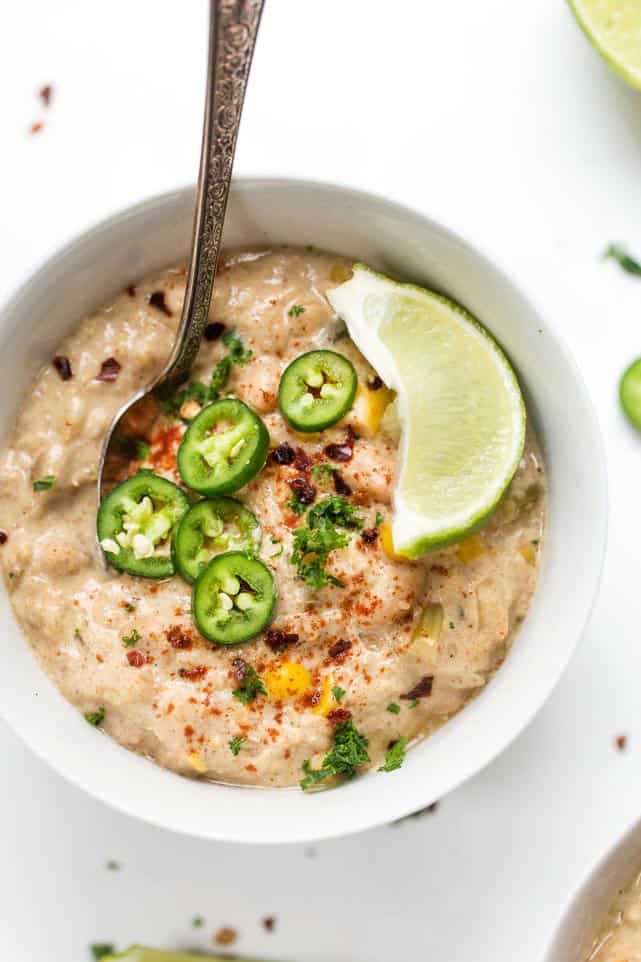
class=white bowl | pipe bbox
[0,178,607,844]
[545,817,641,961]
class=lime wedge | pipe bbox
[568,0,641,89]
[620,356,641,429]
[327,265,525,557]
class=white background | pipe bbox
[2,1,641,960]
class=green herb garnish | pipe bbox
[378,736,408,773]
[192,916,204,929]
[33,475,56,491]
[233,661,267,705]
[163,329,252,414]
[386,703,401,714]
[134,440,150,461]
[375,511,385,527]
[123,602,136,613]
[332,686,346,703]
[604,244,641,276]
[84,707,105,726]
[311,462,335,483]
[291,496,363,590]
[449,621,455,630]
[300,718,370,789]
[409,699,419,709]
[286,495,308,516]
[122,628,141,648]
[90,944,115,960]
[288,304,305,317]
[229,735,246,756]
[269,537,284,558]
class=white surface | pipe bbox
[0,180,606,844]
[0,0,640,958]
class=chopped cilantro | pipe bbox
[229,735,246,756]
[332,685,346,703]
[192,916,204,929]
[123,602,136,613]
[449,621,455,630]
[291,496,364,590]
[286,494,308,515]
[604,244,641,276]
[311,462,335,483]
[409,699,419,709]
[300,719,370,789]
[33,475,56,491]
[162,329,252,413]
[134,440,150,461]
[121,628,141,648]
[90,944,115,960]
[84,707,105,726]
[375,511,385,527]
[233,662,267,705]
[288,304,305,317]
[105,860,120,871]
[378,736,408,773]
[386,703,401,714]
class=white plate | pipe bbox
[0,178,608,844]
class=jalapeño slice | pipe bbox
[98,472,189,578]
[278,350,357,432]
[177,398,269,496]
[193,551,277,644]
[173,496,261,583]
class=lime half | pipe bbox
[568,0,641,89]
[327,265,526,557]
[105,948,257,962]
[620,357,641,429]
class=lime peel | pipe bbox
[568,0,641,90]
[327,264,526,557]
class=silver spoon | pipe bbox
[97,0,264,513]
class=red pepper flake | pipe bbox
[430,565,449,577]
[401,675,434,700]
[333,471,352,496]
[615,734,628,751]
[269,442,296,466]
[264,629,299,653]
[328,638,352,660]
[148,290,172,316]
[327,708,351,724]
[294,447,311,473]
[52,355,73,380]
[302,689,322,708]
[324,430,356,463]
[0,531,8,545]
[367,375,384,391]
[127,650,144,668]
[166,625,193,650]
[39,84,53,107]
[231,657,247,682]
[179,665,208,682]
[29,121,43,135]
[203,321,226,341]
[262,917,276,933]
[214,928,237,947]
[97,357,121,382]
[126,284,136,297]
[361,527,378,545]
[288,477,316,505]
[184,725,194,737]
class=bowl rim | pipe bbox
[543,812,641,962]
[0,177,609,843]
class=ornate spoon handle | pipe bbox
[157,0,265,396]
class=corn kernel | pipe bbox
[346,382,395,438]
[186,751,207,773]
[380,520,407,562]
[520,543,536,565]
[265,662,312,699]
[313,675,337,716]
[456,534,486,565]
[329,263,353,285]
